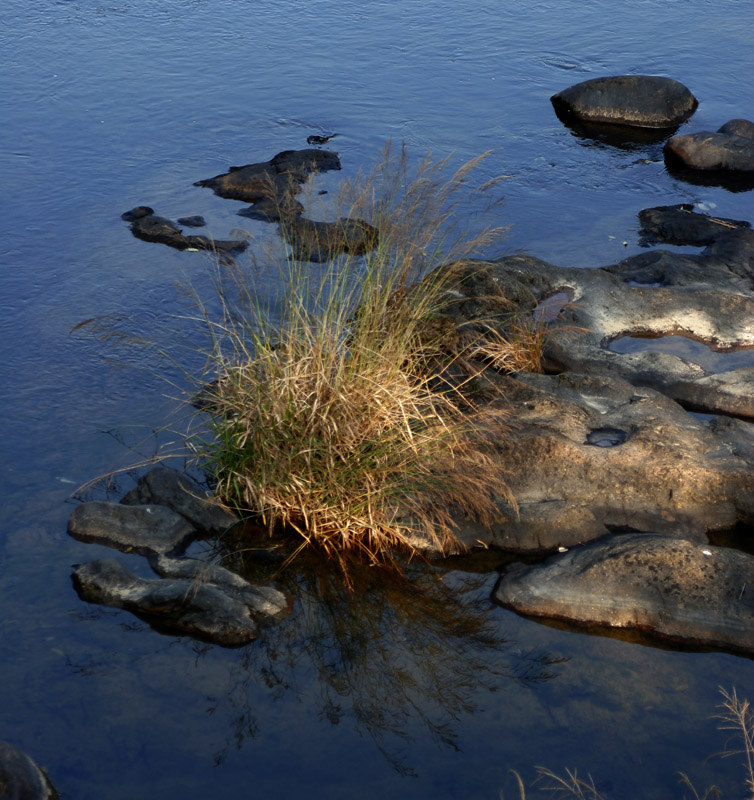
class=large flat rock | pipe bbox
[494,533,754,655]
[68,501,197,557]
[451,371,754,552]
[438,205,754,420]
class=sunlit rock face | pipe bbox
[665,119,754,173]
[494,533,754,655]
[420,205,754,554]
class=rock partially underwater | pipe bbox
[124,148,378,262]
[281,216,380,263]
[665,118,754,173]
[68,468,289,646]
[551,75,698,129]
[494,534,754,655]
[72,559,288,647]
[0,741,59,800]
[121,206,248,255]
[194,148,341,203]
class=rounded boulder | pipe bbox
[551,75,698,129]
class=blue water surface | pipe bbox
[2,1,754,797]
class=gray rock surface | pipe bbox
[0,741,58,800]
[68,473,290,645]
[437,206,754,419]
[493,533,754,654]
[71,559,278,647]
[451,370,754,552]
[68,501,196,557]
[665,118,754,172]
[150,554,289,621]
[551,75,698,128]
[121,467,238,536]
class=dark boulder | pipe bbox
[638,204,751,247]
[551,75,697,129]
[0,741,58,800]
[494,533,754,655]
[176,215,206,227]
[194,149,341,203]
[665,118,754,172]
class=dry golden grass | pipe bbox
[189,144,524,583]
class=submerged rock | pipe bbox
[551,75,697,129]
[665,118,754,173]
[194,148,341,204]
[494,533,754,655]
[71,559,282,647]
[121,206,248,255]
[0,741,59,800]
[282,216,379,262]
[68,501,197,557]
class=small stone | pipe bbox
[176,215,206,228]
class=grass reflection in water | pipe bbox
[199,527,569,775]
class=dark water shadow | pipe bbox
[553,109,677,152]
[201,528,569,775]
[665,160,754,193]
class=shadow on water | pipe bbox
[190,526,570,776]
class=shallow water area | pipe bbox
[3,0,754,797]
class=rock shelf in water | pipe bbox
[427,202,754,654]
[665,118,754,173]
[494,534,754,655]
[68,468,289,646]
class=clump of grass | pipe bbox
[189,144,521,581]
[470,316,549,375]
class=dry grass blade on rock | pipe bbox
[189,144,515,584]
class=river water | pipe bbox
[2,1,754,798]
